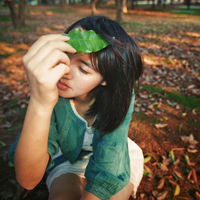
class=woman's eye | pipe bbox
[79,67,88,74]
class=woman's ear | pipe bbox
[101,81,106,86]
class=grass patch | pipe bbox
[133,111,160,124]
[188,121,200,129]
[142,85,164,94]
[169,9,200,15]
[0,34,13,43]
[120,21,142,31]
[134,111,145,118]
[47,7,75,13]
[11,24,37,33]
[142,85,200,111]
[166,91,200,111]
[0,15,11,22]
[120,21,141,27]
[162,58,171,65]
[1,52,13,58]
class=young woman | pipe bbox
[9,16,144,200]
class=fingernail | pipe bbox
[61,33,69,39]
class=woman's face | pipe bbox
[57,54,105,101]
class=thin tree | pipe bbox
[91,0,97,15]
[5,0,18,28]
[5,0,26,28]
[186,0,191,9]
[19,0,25,27]
[116,0,123,22]
[123,0,128,13]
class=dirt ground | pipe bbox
[0,4,200,200]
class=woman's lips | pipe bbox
[57,80,70,90]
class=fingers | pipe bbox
[37,49,70,72]
[24,34,76,65]
[48,63,69,84]
[30,40,74,66]
[27,49,70,87]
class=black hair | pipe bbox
[65,16,143,134]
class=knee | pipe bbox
[49,192,80,200]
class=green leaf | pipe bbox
[63,28,109,54]
[157,162,161,168]
[0,141,6,149]
[152,102,159,106]
[184,155,190,163]
[143,169,149,176]
[144,156,151,163]
[144,153,157,161]
[169,150,176,163]
[8,162,14,167]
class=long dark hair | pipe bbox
[65,16,143,134]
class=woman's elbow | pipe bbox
[15,173,41,190]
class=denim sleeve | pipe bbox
[84,94,135,199]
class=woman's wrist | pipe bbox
[28,97,55,117]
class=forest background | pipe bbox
[0,0,200,199]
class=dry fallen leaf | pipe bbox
[140,193,145,198]
[192,168,197,183]
[169,180,177,186]
[157,191,168,200]
[174,170,183,179]
[164,175,173,180]
[155,123,168,128]
[187,148,198,153]
[180,135,189,143]
[157,178,165,189]
[160,163,168,171]
[162,156,172,166]
[187,160,196,167]
[187,169,193,180]
[196,191,200,200]
[173,158,180,166]
[144,164,154,179]
[152,190,159,198]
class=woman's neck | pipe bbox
[72,92,96,126]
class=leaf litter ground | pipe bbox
[0,4,200,200]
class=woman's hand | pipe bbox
[23,34,76,109]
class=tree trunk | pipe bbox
[131,0,134,9]
[19,0,25,27]
[152,0,155,9]
[157,0,161,5]
[186,0,190,9]
[116,0,123,22]
[91,0,97,15]
[162,0,166,8]
[6,0,17,28]
[123,0,127,13]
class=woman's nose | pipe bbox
[62,73,73,80]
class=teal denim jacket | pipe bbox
[9,94,135,200]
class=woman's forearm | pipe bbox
[14,99,53,189]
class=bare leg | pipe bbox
[48,173,86,200]
[110,182,133,200]
[49,173,133,200]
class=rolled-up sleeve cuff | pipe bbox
[85,182,112,200]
